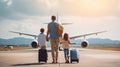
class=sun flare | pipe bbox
[60,0,117,17]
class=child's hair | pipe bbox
[40,28,44,33]
[63,33,69,41]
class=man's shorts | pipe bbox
[50,39,59,52]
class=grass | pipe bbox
[0,46,32,51]
[0,46,120,51]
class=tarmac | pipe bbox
[0,48,120,67]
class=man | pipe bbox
[46,15,59,63]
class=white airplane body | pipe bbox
[10,15,107,48]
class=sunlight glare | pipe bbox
[60,0,117,17]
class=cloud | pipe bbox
[0,0,120,21]
[0,0,60,20]
[0,0,120,40]
[0,0,28,20]
[0,17,48,39]
[11,0,60,16]
[4,0,12,6]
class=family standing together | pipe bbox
[38,15,71,63]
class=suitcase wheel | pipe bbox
[70,59,72,63]
[77,60,79,63]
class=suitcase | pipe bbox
[70,49,79,63]
[38,49,48,63]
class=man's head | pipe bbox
[40,28,44,33]
[51,15,56,22]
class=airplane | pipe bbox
[9,30,107,48]
[9,14,107,48]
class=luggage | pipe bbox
[70,49,79,63]
[38,49,48,63]
[57,24,64,37]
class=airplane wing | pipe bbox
[43,22,73,25]
[9,31,38,39]
[70,31,107,39]
[61,23,73,25]
[10,31,107,39]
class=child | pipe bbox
[62,33,71,63]
[38,28,46,49]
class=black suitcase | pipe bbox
[70,49,79,63]
[38,49,48,63]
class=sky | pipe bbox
[0,0,120,40]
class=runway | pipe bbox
[0,48,120,67]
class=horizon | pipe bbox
[0,0,120,40]
[0,37,120,47]
[0,37,120,42]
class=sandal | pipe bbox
[52,61,55,63]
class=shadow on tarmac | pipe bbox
[12,63,47,66]
[12,62,77,66]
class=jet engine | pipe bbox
[31,41,38,48]
[81,41,89,48]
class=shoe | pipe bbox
[52,61,55,63]
[66,60,69,63]
[67,61,69,63]
[65,61,67,63]
[55,61,58,63]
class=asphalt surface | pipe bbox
[0,48,120,67]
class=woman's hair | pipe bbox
[63,33,69,41]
